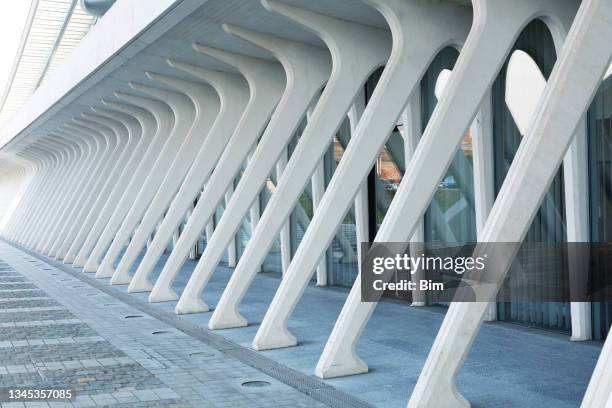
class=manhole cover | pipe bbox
[241,381,271,388]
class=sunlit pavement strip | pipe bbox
[0,241,335,408]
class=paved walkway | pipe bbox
[0,240,605,407]
[0,242,332,408]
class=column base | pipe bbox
[252,325,297,351]
[175,297,209,314]
[148,286,178,302]
[314,354,368,379]
[208,307,247,330]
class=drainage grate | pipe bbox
[124,315,143,319]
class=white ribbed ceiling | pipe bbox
[0,0,97,130]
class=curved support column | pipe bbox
[207,0,394,345]
[23,136,79,248]
[48,111,131,259]
[61,105,142,263]
[251,0,469,351]
[2,150,49,239]
[12,144,64,241]
[124,59,248,293]
[167,24,331,314]
[80,91,171,272]
[1,155,39,236]
[411,1,610,405]
[583,322,612,407]
[38,119,120,253]
[17,139,71,245]
[35,122,114,252]
[52,110,134,259]
[28,131,98,250]
[16,141,70,245]
[95,82,194,278]
[110,72,220,285]
[2,151,42,238]
[311,0,579,383]
[70,100,154,266]
[142,46,284,300]
[13,142,68,244]
[179,0,392,319]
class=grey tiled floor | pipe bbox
[1,240,605,408]
[0,243,329,408]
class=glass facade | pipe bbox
[326,119,359,287]
[196,19,610,341]
[588,70,612,340]
[492,20,570,332]
[421,48,476,246]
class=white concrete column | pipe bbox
[225,182,238,267]
[2,150,46,238]
[201,0,392,332]
[127,48,279,295]
[95,80,196,279]
[248,149,262,273]
[147,26,331,309]
[172,228,180,250]
[276,147,291,275]
[109,71,221,285]
[318,0,577,382]
[409,0,609,405]
[244,0,467,356]
[24,137,80,247]
[81,90,173,273]
[69,100,154,266]
[49,112,132,260]
[399,97,427,307]
[582,323,612,407]
[63,104,143,264]
[12,143,65,241]
[349,94,368,279]
[205,220,214,243]
[34,136,86,250]
[311,156,327,286]
[53,108,136,261]
[563,122,592,341]
[2,152,45,239]
[471,90,497,321]
[30,128,104,251]
[40,121,118,252]
[188,203,197,260]
[25,135,83,249]
[17,140,73,246]
[10,143,63,244]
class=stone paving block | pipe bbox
[0,248,341,408]
[0,342,121,365]
[0,283,36,290]
[1,402,26,408]
[0,290,46,299]
[0,310,73,324]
